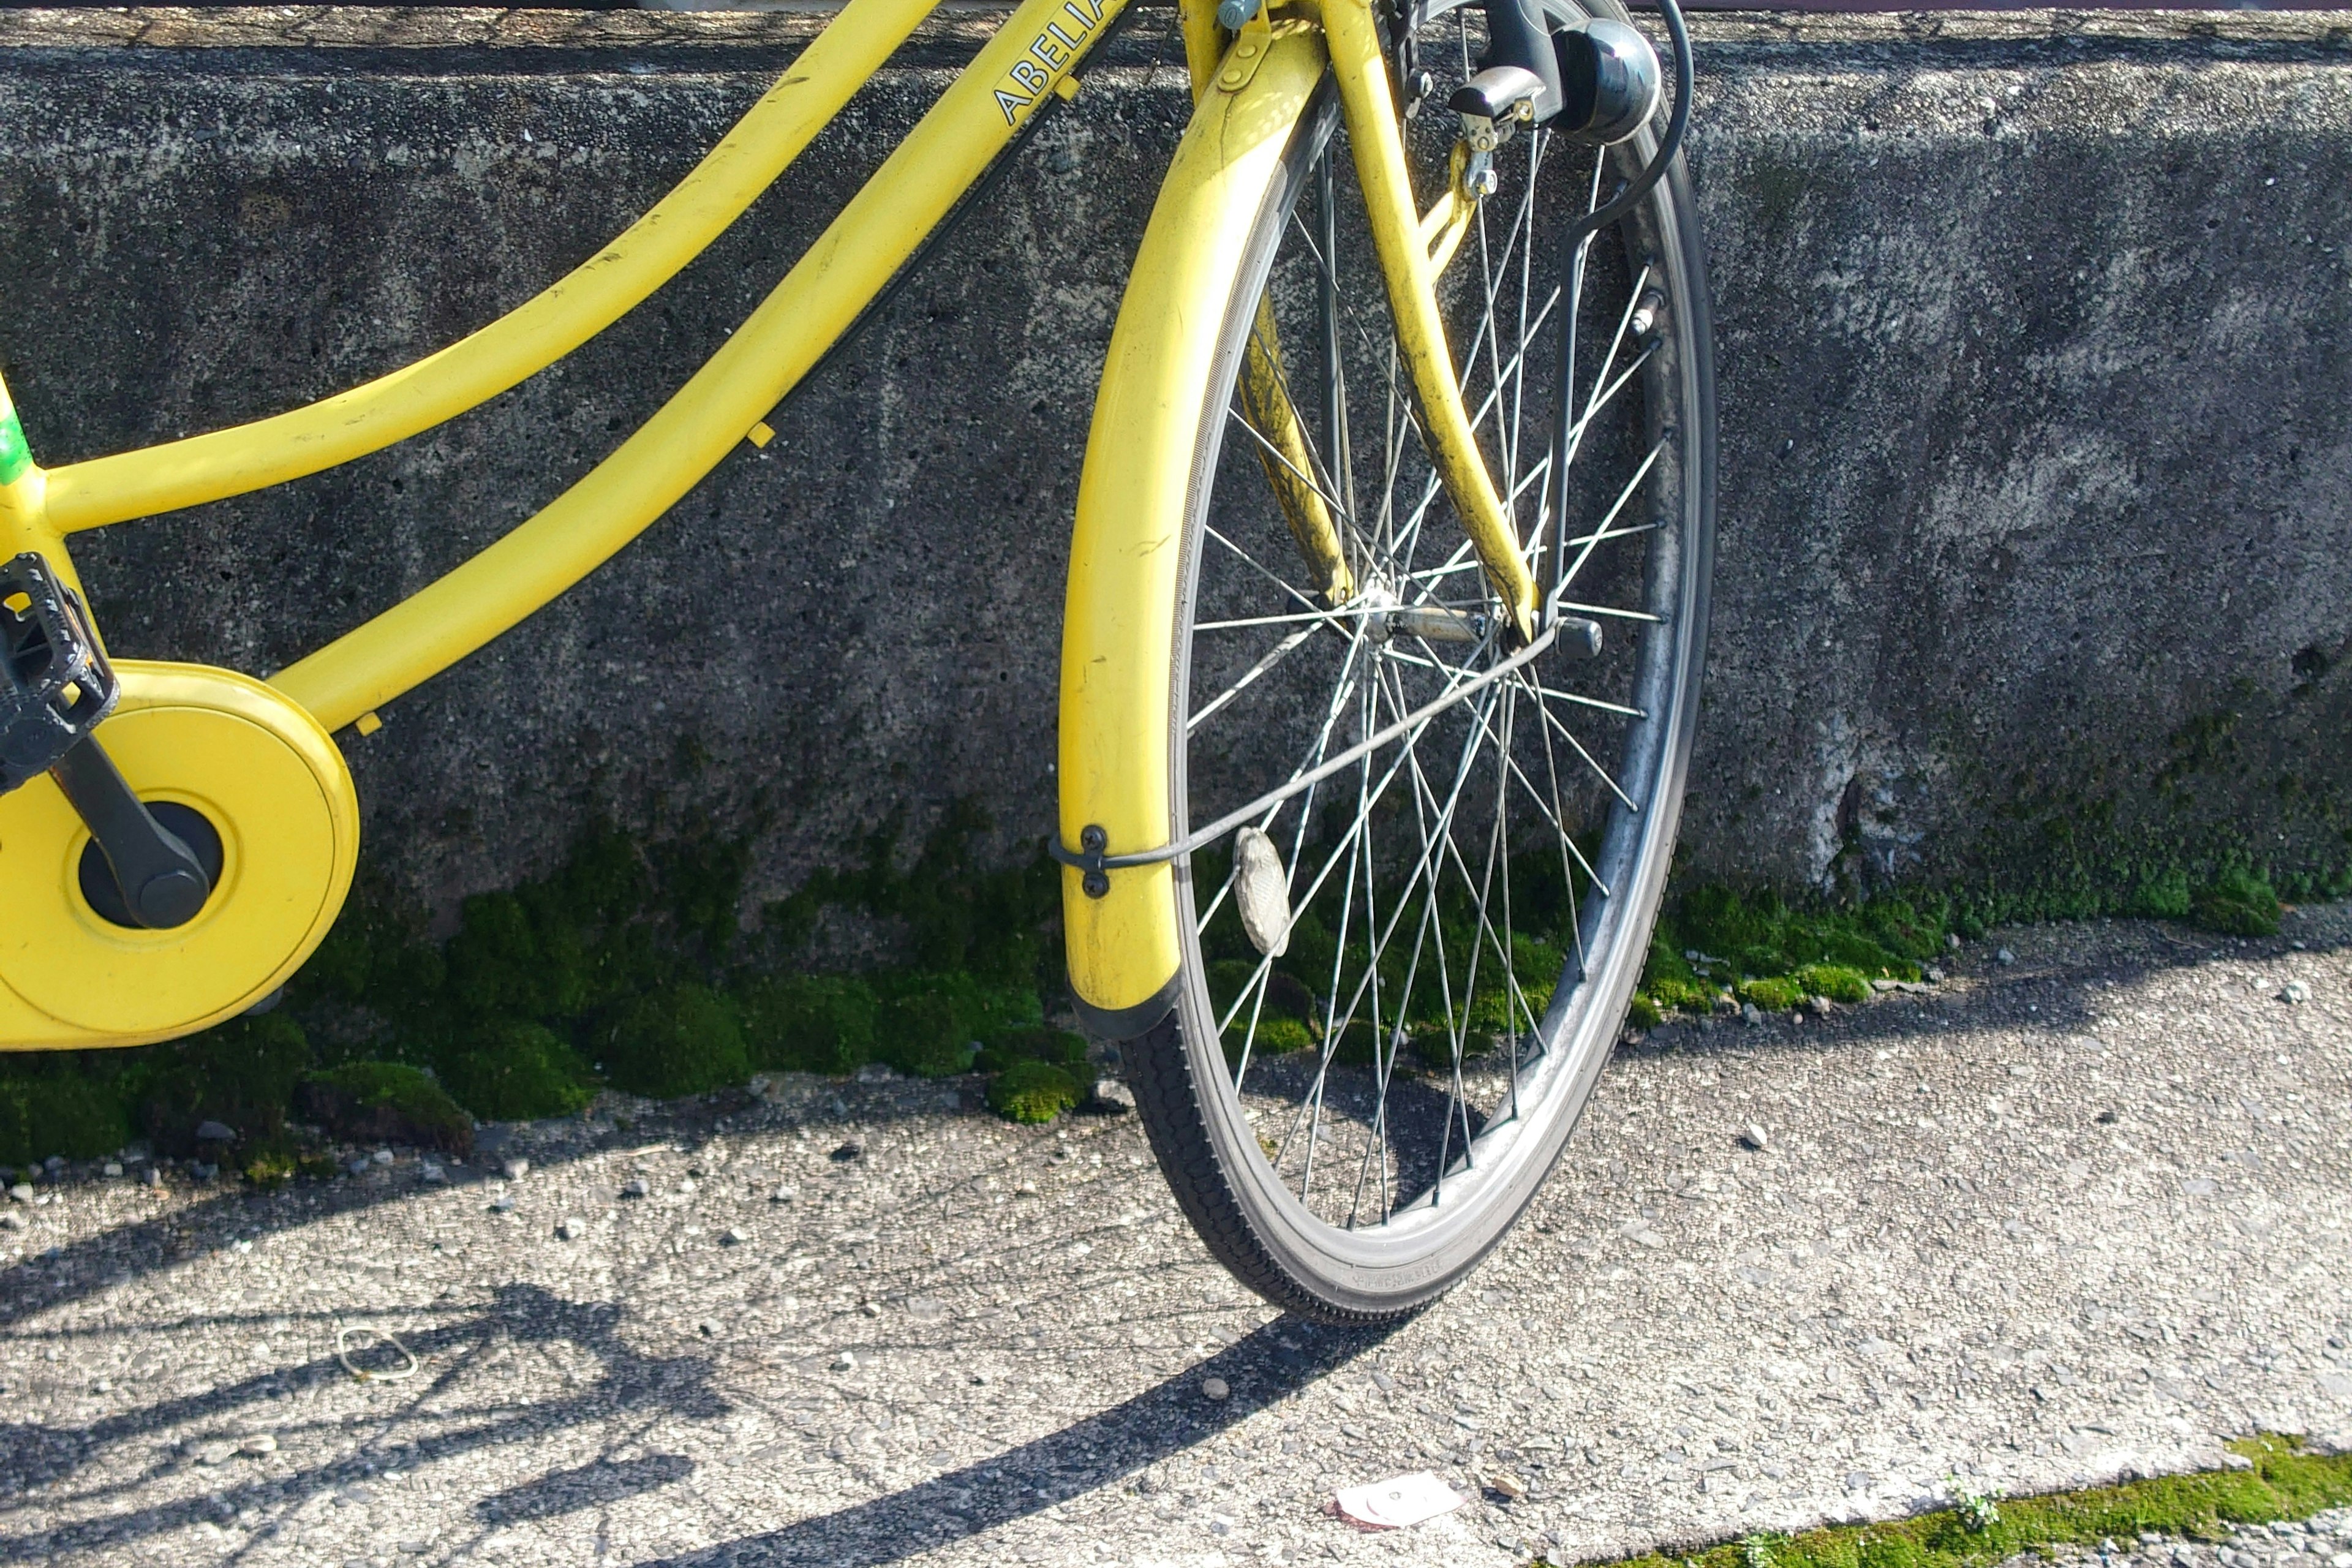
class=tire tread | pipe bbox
[1124,1016,1412,1325]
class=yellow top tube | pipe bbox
[36,0,940,535]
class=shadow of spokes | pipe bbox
[634,1316,1400,1567]
[479,1452,699,1523]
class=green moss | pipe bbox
[297,1061,473,1154]
[1559,1435,2352,1568]
[872,971,1041,1079]
[973,1027,1090,1076]
[305,1060,451,1114]
[2133,865,2193,919]
[140,1014,313,1152]
[1207,959,1264,1017]
[1740,976,1805,1012]
[1646,973,1721,1014]
[761,798,1059,988]
[0,1070,132,1165]
[242,1146,297,1188]
[1207,960,1329,1054]
[975,1027,1096,1113]
[1253,1016,1317,1055]
[1794,963,1872,1003]
[1411,1023,1502,1069]
[43,761,2335,1160]
[445,889,593,1020]
[433,1019,596,1121]
[298,863,446,1008]
[2190,865,2281,938]
[0,797,1076,1160]
[1324,1017,1385,1066]
[593,984,748,1099]
[1629,853,2309,1027]
[1632,888,1942,1023]
[987,1058,1082,1123]
[872,989,972,1079]
[737,974,878,1075]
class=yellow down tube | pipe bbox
[273,0,1128,734]
[36,0,939,536]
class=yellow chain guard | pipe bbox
[0,662,359,1049]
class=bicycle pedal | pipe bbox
[0,551,119,797]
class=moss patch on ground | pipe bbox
[293,1061,473,1157]
[0,794,2328,1170]
[1631,853,2296,1028]
[0,801,1079,1172]
[1634,887,1951,1027]
[987,1058,1085,1123]
[1555,1436,2352,1568]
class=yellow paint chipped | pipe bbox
[354,711,383,737]
[747,421,775,448]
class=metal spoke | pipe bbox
[1194,605,1365,634]
[1203,522,1327,614]
[1553,438,1665,594]
[1189,623,1321,733]
[1517,669,1640,813]
[1550,597,1663,625]
[1225,402,1355,530]
[1523,682,1646,721]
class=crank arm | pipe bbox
[50,734,216,929]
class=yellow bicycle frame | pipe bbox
[2,0,1133,728]
[0,0,1134,1048]
[0,0,1523,1048]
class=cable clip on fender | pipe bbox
[1050,824,1117,899]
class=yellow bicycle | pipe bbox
[0,0,1710,1319]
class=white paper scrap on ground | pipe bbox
[1332,1470,1464,1529]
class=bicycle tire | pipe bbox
[1076,0,1714,1322]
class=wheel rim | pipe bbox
[1167,0,1709,1278]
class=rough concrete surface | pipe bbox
[0,10,2348,918]
[0,908,2346,1566]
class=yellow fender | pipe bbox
[0,662,360,1049]
[1058,25,1327,1035]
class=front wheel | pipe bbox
[1065,0,1714,1322]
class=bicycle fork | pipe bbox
[1227,0,1668,646]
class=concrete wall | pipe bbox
[1,6,2347,923]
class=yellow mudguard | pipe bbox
[1058,26,1327,1034]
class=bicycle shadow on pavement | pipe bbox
[632,1316,1399,1568]
[0,1270,1382,1567]
[0,1076,1004,1336]
[0,1281,729,1562]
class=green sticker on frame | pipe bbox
[0,394,29,486]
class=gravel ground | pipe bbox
[1,910,2347,1567]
